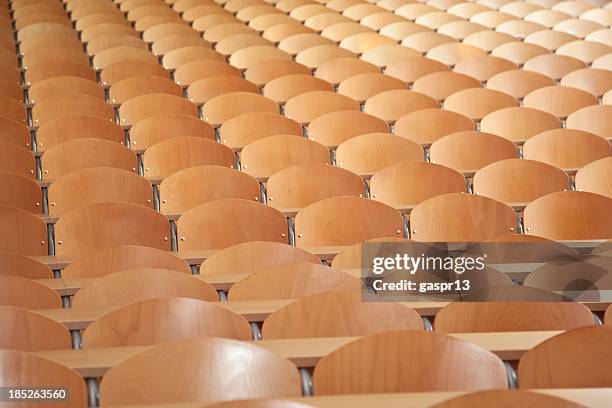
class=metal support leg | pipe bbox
[153,185,160,211]
[250,322,261,341]
[71,330,82,349]
[287,217,295,246]
[61,296,71,308]
[422,317,433,331]
[170,220,177,251]
[299,368,313,396]
[504,362,517,389]
[86,378,99,408]
[218,291,228,301]
[47,223,55,255]
[190,265,199,275]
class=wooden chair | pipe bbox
[0,250,52,279]
[142,23,198,44]
[463,30,514,53]
[93,46,159,71]
[72,268,218,308]
[119,93,197,127]
[244,59,311,88]
[229,46,292,71]
[0,95,26,124]
[566,105,611,140]
[469,10,515,29]
[160,165,260,215]
[250,14,299,32]
[0,349,87,407]
[86,35,148,56]
[522,128,611,171]
[289,4,332,22]
[15,13,71,31]
[0,142,35,179]
[295,44,355,70]
[487,69,555,100]
[199,240,320,275]
[263,75,332,105]
[284,91,359,126]
[518,326,612,388]
[295,196,403,247]
[188,76,259,105]
[496,20,548,41]
[216,34,271,56]
[0,275,61,308]
[263,21,314,42]
[83,297,250,347]
[523,54,586,82]
[524,29,578,51]
[593,53,612,71]
[0,78,22,102]
[109,76,182,105]
[395,3,438,20]
[29,76,104,104]
[307,110,388,148]
[36,116,124,152]
[431,389,586,407]
[32,94,114,127]
[410,193,517,241]
[143,136,235,180]
[452,55,516,83]
[426,42,487,67]
[184,5,230,21]
[202,92,278,127]
[429,131,518,175]
[337,73,405,104]
[278,33,331,56]
[100,60,169,87]
[128,114,214,153]
[315,57,379,86]
[76,13,131,31]
[62,245,190,278]
[0,171,41,214]
[339,33,396,56]
[480,107,561,144]
[437,20,488,41]
[152,34,210,57]
[412,71,481,103]
[203,23,256,43]
[219,112,302,151]
[237,5,283,22]
[523,85,597,119]
[313,330,507,394]
[394,108,474,146]
[174,60,240,87]
[379,20,429,41]
[361,43,423,69]
[162,46,225,70]
[263,290,422,338]
[560,68,612,98]
[81,23,139,43]
[364,89,438,123]
[99,338,301,405]
[0,305,71,350]
[17,22,77,42]
[135,15,186,33]
[177,199,288,251]
[490,41,548,67]
[575,157,612,198]
[444,88,518,122]
[193,16,239,33]
[228,263,361,300]
[523,191,612,240]
[240,135,329,180]
[305,12,352,32]
[557,40,611,65]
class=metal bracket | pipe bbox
[299,368,313,397]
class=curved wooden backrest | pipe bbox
[295,44,354,69]
[523,53,587,81]
[87,34,148,56]
[284,90,359,125]
[468,233,578,263]
[430,390,585,408]
[22,47,89,69]
[17,22,76,42]
[219,112,303,150]
[93,46,158,70]
[143,136,235,179]
[28,76,104,104]
[313,330,507,394]
[435,301,594,333]
[0,205,47,255]
[228,263,362,300]
[55,202,170,256]
[0,275,61,309]
[0,250,52,279]
[81,22,139,42]
[48,167,153,216]
[160,165,260,214]
[152,33,210,57]
[480,107,562,144]
[0,118,30,150]
[523,85,597,118]
[606,304,611,326]
[0,349,87,407]
[295,196,404,247]
[72,268,218,308]
[337,72,405,103]
[394,108,475,146]
[206,400,314,408]
[0,305,71,350]
[566,104,611,141]
[263,74,332,104]
[99,337,301,405]
[523,191,612,240]
[129,114,214,151]
[202,91,279,127]
[0,171,41,213]
[443,87,518,121]
[25,61,96,85]
[244,59,311,87]
[267,163,364,209]
[63,245,190,279]
[161,46,225,70]
[0,95,26,124]
[278,33,331,55]
[429,131,518,174]
[315,57,379,85]
[174,59,241,86]
[306,110,389,148]
[523,257,612,292]
[331,237,414,270]
[77,13,130,31]
[486,69,556,100]
[31,93,114,126]
[119,93,198,127]
[412,71,480,102]
[229,45,292,70]
[83,297,250,347]
[575,157,612,198]
[453,55,517,83]
[36,116,124,152]
[100,60,169,87]
[473,159,569,204]
[410,193,517,242]
[370,161,466,207]
[364,89,439,123]
[518,326,612,388]
[41,138,137,180]
[109,75,183,105]
[188,75,259,105]
[177,199,288,251]
[263,290,423,339]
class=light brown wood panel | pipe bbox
[72,268,218,308]
[202,92,279,127]
[0,205,48,255]
[364,89,438,123]
[128,6,178,23]
[0,171,41,213]
[177,199,289,251]
[523,85,598,119]
[100,60,169,87]
[192,14,239,33]
[81,23,139,43]
[15,12,71,31]
[443,88,518,121]
[313,330,507,394]
[22,47,90,69]
[575,157,612,198]
[162,46,225,71]
[129,114,214,152]
[135,15,186,32]
[152,34,210,57]
[0,250,53,279]
[29,76,105,104]
[431,390,585,408]
[93,46,158,71]
[219,112,302,151]
[187,75,259,105]
[278,33,331,55]
[244,59,311,87]
[109,75,182,105]
[119,93,197,127]
[264,74,332,104]
[412,71,480,103]
[174,60,241,86]
[142,23,199,43]
[285,91,359,126]
[0,275,61,309]
[487,70,556,100]
[0,118,30,150]
[0,78,23,102]
[384,57,448,86]
[0,305,71,350]
[87,34,149,56]
[54,202,170,256]
[36,116,124,152]
[307,110,388,148]
[76,13,131,31]
[25,61,96,86]
[203,22,256,43]
[360,44,422,68]
[480,106,561,144]
[17,22,77,42]
[32,94,114,127]
[394,108,475,146]
[229,45,293,70]
[315,57,379,85]
[0,95,26,124]
[228,263,361,301]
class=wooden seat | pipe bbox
[219,112,302,150]
[99,338,301,405]
[81,23,139,43]
[0,250,52,279]
[337,73,405,104]
[152,34,210,57]
[199,240,320,275]
[216,34,271,57]
[575,157,612,198]
[523,53,586,81]
[0,275,61,308]
[32,94,114,127]
[86,35,148,56]
[453,55,517,83]
[264,75,332,104]
[315,58,379,86]
[72,268,218,308]
[0,118,31,150]
[83,297,250,347]
[410,193,517,241]
[523,257,612,292]
[263,21,314,42]
[129,114,214,152]
[307,110,388,148]
[29,76,105,104]
[313,330,507,394]
[556,40,611,65]
[93,46,159,71]
[522,128,611,171]
[518,326,612,388]
[36,116,123,153]
[174,60,241,86]
[17,22,77,42]
[426,42,487,67]
[339,32,397,55]
[62,245,191,278]
[202,92,279,127]
[321,22,372,43]
[463,30,515,53]
[230,46,293,71]
[523,85,597,119]
[177,199,288,251]
[100,60,169,87]
[109,75,183,105]
[188,76,259,105]
[22,47,90,70]
[394,108,475,146]
[364,89,438,123]
[523,191,612,240]
[560,68,612,98]
[0,349,87,407]
[0,305,71,350]
[162,46,225,71]
[278,33,332,56]
[431,389,586,407]
[295,44,355,70]
[244,60,311,88]
[0,96,26,124]
[295,196,403,247]
[412,71,481,103]
[228,263,362,300]
[0,171,41,214]
[203,23,257,43]
[480,107,561,144]
[566,105,612,140]
[0,142,36,179]
[119,93,198,127]
[443,88,518,121]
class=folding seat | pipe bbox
[314,330,506,394]
[430,130,518,174]
[360,44,422,69]
[480,107,561,144]
[444,88,518,121]
[490,42,548,68]
[0,305,71,350]
[1,275,60,308]
[203,23,257,43]
[229,45,293,70]
[87,34,149,56]
[337,73,406,103]
[93,46,159,71]
[263,21,315,42]
[143,136,235,180]
[284,91,359,126]
[360,11,405,31]
[447,2,490,18]
[395,3,438,20]
[28,76,105,104]
[295,45,356,70]
[250,14,297,32]
[176,198,289,250]
[523,85,597,119]
[41,138,138,181]
[174,60,240,87]
[32,94,114,127]
[119,93,197,128]
[0,96,26,124]
[378,21,429,42]
[412,71,481,103]
[453,55,517,83]
[519,326,612,389]
[383,57,447,86]
[244,60,311,87]
[228,263,361,300]
[523,128,611,173]
[218,112,302,151]
[315,57,379,86]
[415,11,461,30]
[162,46,225,70]
[22,47,90,70]
[278,33,332,56]
[0,349,87,407]
[262,75,332,105]
[193,16,242,33]
[470,10,515,29]
[560,68,612,98]
[554,18,603,39]
[486,69,556,101]
[215,34,271,57]
[307,110,389,149]
[99,61,169,88]
[586,29,612,47]
[462,30,515,53]
[202,92,279,127]
[0,142,36,179]
[575,157,612,198]
[76,13,132,31]
[426,42,488,67]
[0,171,41,214]
[15,13,71,31]
[17,22,77,43]
[320,21,373,43]
[524,29,579,52]
[393,108,474,146]
[199,240,319,275]
[127,5,177,23]
[240,135,329,180]
[0,250,52,279]
[0,118,30,150]
[237,5,283,22]
[402,31,455,54]
[556,40,611,65]
[0,205,48,255]
[338,32,396,55]
[36,116,123,153]
[567,105,611,141]
[365,89,439,124]
[523,53,586,81]
[112,76,183,108]
[290,4,332,21]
